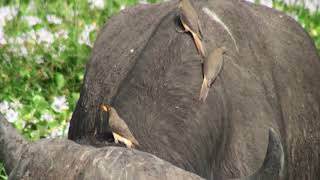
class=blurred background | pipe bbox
[0,0,319,178]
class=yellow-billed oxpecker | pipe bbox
[199,47,226,102]
[178,0,206,58]
[100,104,139,148]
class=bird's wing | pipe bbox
[213,55,224,79]
[179,7,201,36]
[110,115,139,146]
[197,20,203,39]
[206,51,224,85]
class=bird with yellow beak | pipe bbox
[100,104,139,148]
[199,47,226,102]
[178,0,206,59]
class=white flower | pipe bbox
[0,29,6,45]
[130,49,134,53]
[78,24,96,47]
[259,0,272,8]
[245,0,272,8]
[7,37,14,44]
[51,96,69,113]
[0,7,17,41]
[54,30,68,39]
[16,37,25,44]
[0,101,9,113]
[88,0,105,9]
[9,31,37,45]
[25,30,37,41]
[0,6,18,25]
[41,112,54,122]
[36,28,54,44]
[10,100,23,110]
[5,109,18,123]
[304,0,319,13]
[34,55,44,64]
[120,5,126,10]
[27,1,36,12]
[50,127,63,138]
[20,46,28,56]
[8,45,22,55]
[2,53,10,62]
[58,44,66,54]
[139,0,149,4]
[7,36,25,45]
[22,16,41,26]
[46,15,62,25]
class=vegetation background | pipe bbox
[0,0,319,179]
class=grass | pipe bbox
[0,0,319,178]
[0,163,7,180]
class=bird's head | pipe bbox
[220,46,227,53]
[100,104,112,112]
[178,0,184,7]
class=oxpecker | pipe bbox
[199,47,226,102]
[100,104,139,148]
[178,0,206,58]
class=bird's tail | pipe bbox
[199,78,209,102]
[192,33,206,58]
[132,138,140,147]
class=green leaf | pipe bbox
[32,95,48,112]
[48,120,59,129]
[54,73,65,90]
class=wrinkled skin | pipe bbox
[0,117,203,180]
[68,0,320,179]
[0,116,283,180]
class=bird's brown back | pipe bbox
[179,0,201,36]
[203,47,225,85]
[109,108,139,146]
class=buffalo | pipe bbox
[68,0,320,179]
[1,0,319,179]
[0,116,282,179]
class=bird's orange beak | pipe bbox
[100,104,111,112]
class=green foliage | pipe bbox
[0,0,159,140]
[273,0,320,51]
[0,0,319,178]
[0,163,7,180]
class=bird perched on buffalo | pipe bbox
[199,47,226,102]
[178,0,206,59]
[100,104,139,148]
